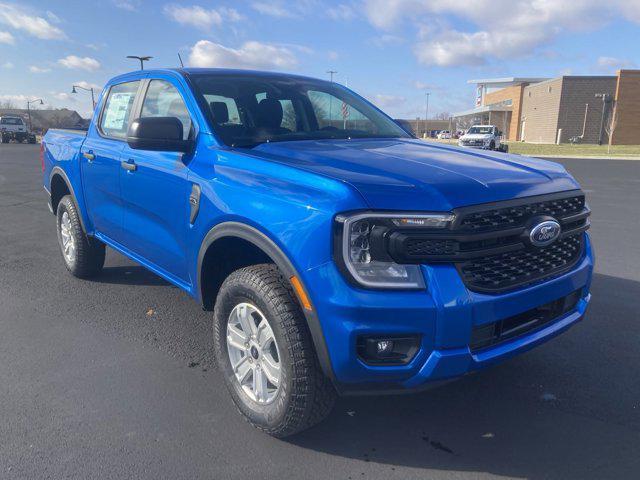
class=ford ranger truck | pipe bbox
[42,69,593,437]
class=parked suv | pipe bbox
[42,69,593,437]
[0,115,36,143]
[458,124,505,151]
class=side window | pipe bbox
[255,93,297,131]
[100,81,140,139]
[141,80,193,140]
[203,94,241,124]
[307,90,375,133]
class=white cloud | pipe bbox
[413,81,439,91]
[251,1,296,18]
[112,0,140,11]
[370,34,404,47]
[189,40,297,71]
[163,4,242,29]
[327,4,355,20]
[58,55,101,71]
[53,92,77,102]
[2,61,14,69]
[362,0,640,67]
[596,56,636,72]
[0,94,44,106]
[328,50,339,61]
[0,2,65,40]
[0,30,14,44]
[370,94,406,109]
[74,81,101,90]
[46,11,61,23]
[29,65,51,73]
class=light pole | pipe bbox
[424,92,430,138]
[26,98,44,132]
[72,85,96,110]
[126,55,152,70]
[595,93,611,145]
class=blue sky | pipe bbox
[1,0,639,118]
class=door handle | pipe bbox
[121,160,137,172]
[83,152,95,162]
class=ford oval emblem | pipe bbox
[530,220,561,247]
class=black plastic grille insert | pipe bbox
[458,234,584,292]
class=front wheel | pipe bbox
[213,264,336,437]
[56,195,105,278]
[489,140,496,150]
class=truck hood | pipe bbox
[249,138,579,211]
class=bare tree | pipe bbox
[434,111,451,121]
[604,101,618,154]
[0,99,16,109]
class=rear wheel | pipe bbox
[213,264,336,437]
[56,195,105,278]
[489,140,496,150]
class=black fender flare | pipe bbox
[197,221,336,385]
[48,166,88,233]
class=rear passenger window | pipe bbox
[141,80,192,140]
[100,81,140,139]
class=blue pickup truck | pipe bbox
[42,68,593,437]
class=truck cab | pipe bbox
[42,68,593,437]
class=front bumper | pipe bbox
[303,234,594,394]
[459,142,491,149]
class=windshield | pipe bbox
[467,126,493,134]
[190,74,410,147]
[1,117,24,125]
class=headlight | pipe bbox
[334,212,454,289]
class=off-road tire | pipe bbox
[213,264,336,437]
[56,195,105,278]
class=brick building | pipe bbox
[453,71,640,145]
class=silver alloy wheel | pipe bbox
[59,211,76,264]
[226,302,281,404]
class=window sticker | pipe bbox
[103,92,133,130]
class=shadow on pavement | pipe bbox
[287,273,640,479]
[91,265,170,287]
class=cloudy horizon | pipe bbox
[1,0,638,118]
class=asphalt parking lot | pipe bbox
[1,143,639,479]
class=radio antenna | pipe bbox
[178,53,184,68]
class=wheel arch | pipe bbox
[197,221,336,384]
[49,167,88,233]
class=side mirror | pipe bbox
[127,117,192,153]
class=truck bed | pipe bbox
[43,129,87,165]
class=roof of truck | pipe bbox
[107,68,334,85]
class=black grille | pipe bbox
[380,190,590,293]
[457,195,585,233]
[458,234,583,292]
[404,238,457,256]
[470,289,582,351]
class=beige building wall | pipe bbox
[611,70,640,145]
[556,76,617,144]
[483,85,525,141]
[520,78,563,143]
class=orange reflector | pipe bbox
[290,275,313,311]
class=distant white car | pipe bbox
[458,125,506,151]
[437,130,452,139]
